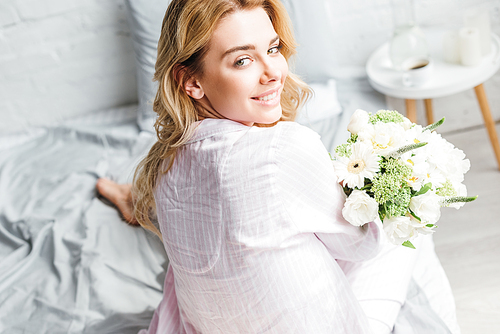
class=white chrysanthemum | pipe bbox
[402,129,463,190]
[435,147,470,184]
[401,117,414,130]
[332,142,380,189]
[357,122,406,156]
[403,124,425,145]
[401,152,429,191]
[423,167,447,189]
[412,130,470,187]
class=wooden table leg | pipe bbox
[424,99,434,125]
[474,83,500,170]
[405,99,417,123]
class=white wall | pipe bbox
[0,0,137,133]
[1,0,499,134]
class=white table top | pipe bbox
[366,29,500,99]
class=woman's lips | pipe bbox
[251,87,281,106]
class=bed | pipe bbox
[0,0,461,333]
[0,108,460,334]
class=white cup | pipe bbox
[401,57,433,87]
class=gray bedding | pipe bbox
[0,119,167,333]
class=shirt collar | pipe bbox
[186,119,250,144]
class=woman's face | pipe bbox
[193,7,288,126]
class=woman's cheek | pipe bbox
[279,57,288,78]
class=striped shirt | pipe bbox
[141,119,384,333]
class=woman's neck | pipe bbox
[196,98,254,127]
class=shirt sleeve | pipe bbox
[337,235,423,333]
[275,122,383,262]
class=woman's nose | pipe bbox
[260,59,281,84]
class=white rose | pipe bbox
[347,109,370,135]
[342,190,379,226]
[409,191,441,224]
[383,216,418,245]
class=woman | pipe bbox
[98,0,454,332]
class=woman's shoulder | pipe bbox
[182,120,327,169]
[187,119,320,146]
[271,121,322,148]
[267,122,329,163]
[239,121,323,154]
[219,121,332,189]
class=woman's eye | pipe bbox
[268,45,282,55]
[235,58,251,67]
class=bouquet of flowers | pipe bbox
[332,109,477,248]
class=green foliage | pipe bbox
[334,143,352,158]
[383,189,412,217]
[380,158,413,179]
[348,133,358,144]
[409,210,421,222]
[369,110,405,124]
[414,182,432,196]
[436,180,458,197]
[423,117,445,132]
[402,240,416,249]
[441,195,478,206]
[371,157,413,219]
[386,142,427,159]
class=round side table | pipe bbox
[366,29,500,170]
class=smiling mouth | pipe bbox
[251,86,282,103]
[252,91,278,101]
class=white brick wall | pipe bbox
[0,0,499,134]
[0,0,137,133]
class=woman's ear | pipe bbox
[184,76,205,100]
[173,64,204,100]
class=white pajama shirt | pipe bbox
[140,119,413,334]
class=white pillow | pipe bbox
[281,0,338,82]
[124,0,168,132]
[295,79,342,124]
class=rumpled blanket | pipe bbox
[0,121,168,334]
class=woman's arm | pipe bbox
[275,122,383,262]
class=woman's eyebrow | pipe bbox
[222,44,255,59]
[221,35,280,59]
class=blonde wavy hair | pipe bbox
[133,0,312,237]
